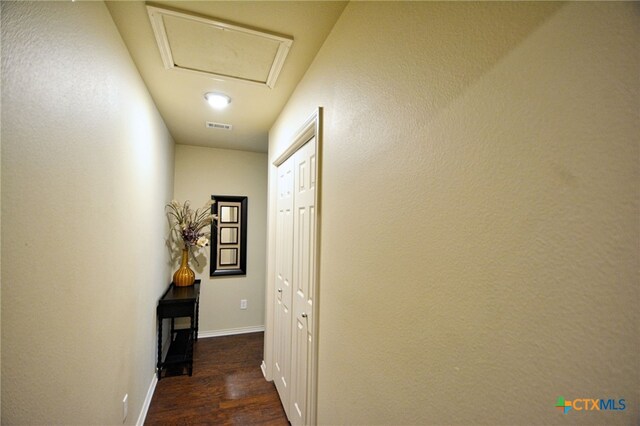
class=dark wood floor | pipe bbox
[145,332,289,425]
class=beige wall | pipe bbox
[0,2,3,418]
[268,2,639,424]
[173,145,267,334]
[0,3,3,418]
[1,2,174,424]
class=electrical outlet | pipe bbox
[240,299,247,310]
[122,394,128,423]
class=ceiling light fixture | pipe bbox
[204,92,231,109]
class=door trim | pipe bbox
[273,108,322,167]
[269,107,322,425]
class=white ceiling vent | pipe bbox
[147,5,293,88]
[206,121,233,131]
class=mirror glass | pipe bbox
[220,206,239,223]
[219,248,238,266]
[220,227,238,244]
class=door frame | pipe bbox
[263,107,323,425]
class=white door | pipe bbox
[289,137,316,425]
[273,137,317,425]
[274,154,294,414]
[270,109,321,426]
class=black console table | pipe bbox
[156,280,200,379]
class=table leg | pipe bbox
[157,318,163,380]
[195,298,200,341]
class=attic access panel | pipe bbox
[147,5,293,88]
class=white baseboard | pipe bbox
[198,325,265,339]
[260,360,268,379]
[136,373,158,426]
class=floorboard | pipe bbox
[145,332,288,425]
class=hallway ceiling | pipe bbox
[106,1,347,153]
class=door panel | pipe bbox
[273,136,317,425]
[290,137,316,426]
[274,155,294,413]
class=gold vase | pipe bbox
[173,248,195,287]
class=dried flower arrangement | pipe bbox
[166,199,217,258]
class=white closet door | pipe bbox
[273,132,318,425]
[290,137,316,425]
[274,154,294,415]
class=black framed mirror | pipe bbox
[210,195,248,276]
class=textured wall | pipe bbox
[173,145,267,334]
[0,3,3,420]
[1,2,174,424]
[268,2,639,424]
